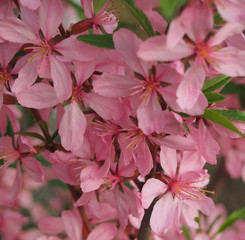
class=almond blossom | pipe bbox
[141,146,215,235]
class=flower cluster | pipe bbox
[0,0,245,239]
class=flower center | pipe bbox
[72,86,83,102]
[0,147,14,169]
[26,40,52,62]
[100,175,120,191]
[0,70,11,88]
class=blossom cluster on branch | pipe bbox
[0,0,245,239]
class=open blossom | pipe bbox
[141,146,215,235]
[138,2,245,111]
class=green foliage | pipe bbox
[77,34,115,49]
[212,208,245,238]
[119,0,155,37]
[202,75,231,94]
[159,0,187,21]
[15,131,47,143]
[204,92,226,104]
[182,226,191,240]
[213,109,245,122]
[201,109,245,137]
[221,81,245,95]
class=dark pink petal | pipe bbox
[135,142,153,177]
[177,64,206,109]
[84,92,123,120]
[59,101,86,151]
[61,209,82,240]
[22,156,44,182]
[8,161,22,204]
[93,73,137,97]
[38,217,65,234]
[87,223,117,240]
[16,83,59,109]
[0,17,38,43]
[54,36,101,62]
[80,0,93,18]
[38,0,63,41]
[19,0,41,10]
[74,61,95,86]
[141,178,167,209]
[11,61,38,94]
[113,29,149,76]
[137,96,165,135]
[138,35,193,62]
[49,55,72,102]
[0,42,21,68]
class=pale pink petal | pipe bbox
[87,223,117,240]
[19,0,41,10]
[113,29,149,76]
[38,217,65,234]
[49,55,72,102]
[160,146,177,178]
[226,33,245,51]
[211,47,245,76]
[215,0,245,24]
[181,203,199,228]
[177,64,206,109]
[59,101,86,151]
[150,192,177,235]
[16,83,59,109]
[22,157,44,182]
[11,60,38,94]
[93,73,137,97]
[54,36,101,62]
[137,96,165,135]
[74,192,93,207]
[141,178,167,209]
[138,36,193,62]
[209,22,244,46]
[38,0,63,41]
[61,209,82,240]
[0,17,38,43]
[83,92,123,120]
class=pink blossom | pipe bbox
[141,146,215,235]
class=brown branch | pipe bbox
[68,185,92,235]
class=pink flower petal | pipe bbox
[22,156,44,182]
[87,223,117,240]
[38,217,65,234]
[0,17,38,44]
[141,178,167,209]
[38,0,63,41]
[49,55,72,102]
[16,83,59,109]
[59,101,86,151]
[61,209,82,240]
[160,146,177,178]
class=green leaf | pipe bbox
[205,92,226,104]
[201,109,245,137]
[119,0,155,37]
[202,75,231,93]
[212,109,245,122]
[214,208,245,236]
[182,226,191,240]
[159,0,187,21]
[220,81,245,95]
[77,34,115,49]
[15,131,47,143]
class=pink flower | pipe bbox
[141,146,215,235]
